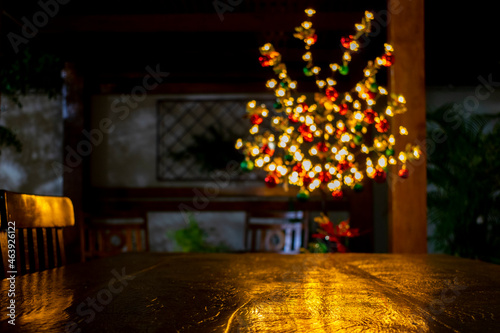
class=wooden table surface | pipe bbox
[1,253,500,332]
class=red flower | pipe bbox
[302,131,313,142]
[250,114,263,125]
[288,113,299,123]
[331,190,343,199]
[317,142,329,152]
[259,51,280,67]
[398,168,409,178]
[305,34,318,45]
[260,144,275,156]
[293,163,303,173]
[341,35,354,49]
[373,168,387,183]
[364,109,378,124]
[302,175,313,187]
[366,90,377,100]
[325,87,339,101]
[318,171,332,183]
[264,174,279,187]
[375,119,390,133]
[259,55,271,67]
[382,53,395,67]
[298,124,309,133]
[336,160,350,173]
[338,103,349,115]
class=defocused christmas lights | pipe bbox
[237,9,420,200]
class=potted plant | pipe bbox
[427,104,500,263]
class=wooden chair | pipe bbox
[0,190,75,279]
[81,212,149,261]
[244,211,308,254]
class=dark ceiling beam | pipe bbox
[42,12,362,33]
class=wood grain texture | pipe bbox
[0,191,74,278]
[1,253,499,332]
[0,191,74,228]
[387,0,427,253]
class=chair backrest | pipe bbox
[81,213,149,261]
[0,190,75,279]
[245,211,308,254]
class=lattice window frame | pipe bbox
[156,96,274,182]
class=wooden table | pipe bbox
[1,253,500,332]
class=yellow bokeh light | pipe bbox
[303,160,312,171]
[235,139,242,149]
[341,133,350,142]
[305,8,316,17]
[266,79,277,89]
[378,156,387,168]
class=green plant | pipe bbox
[427,104,500,263]
[0,126,22,154]
[167,214,230,253]
[0,46,63,107]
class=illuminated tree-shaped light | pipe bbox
[236,9,420,201]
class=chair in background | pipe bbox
[244,211,308,254]
[81,212,149,261]
[0,190,75,279]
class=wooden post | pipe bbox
[62,62,85,263]
[387,0,427,253]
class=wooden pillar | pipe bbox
[387,0,427,253]
[62,62,85,263]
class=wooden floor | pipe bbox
[1,253,499,332]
